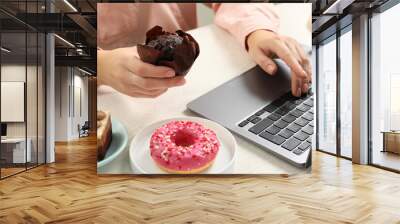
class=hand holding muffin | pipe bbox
[98,46,186,98]
[98,26,200,98]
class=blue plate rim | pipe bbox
[97,118,128,168]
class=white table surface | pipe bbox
[98,24,309,175]
[1,138,26,143]
[1,137,32,163]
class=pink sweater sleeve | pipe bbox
[212,3,280,50]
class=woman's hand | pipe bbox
[98,46,186,98]
[246,30,312,97]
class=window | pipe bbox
[317,36,337,155]
[339,27,352,158]
[370,2,400,171]
[316,26,353,159]
[0,1,47,179]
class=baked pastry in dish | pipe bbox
[150,120,220,174]
[137,25,200,76]
[97,111,112,161]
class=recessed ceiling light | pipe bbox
[323,0,354,15]
[54,34,75,48]
[63,0,78,12]
[77,67,93,76]
[1,47,11,53]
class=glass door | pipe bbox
[339,26,352,159]
[1,30,28,178]
[316,24,354,160]
[317,35,337,155]
[370,3,400,172]
[0,1,47,179]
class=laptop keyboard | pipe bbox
[238,90,314,156]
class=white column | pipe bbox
[46,32,55,163]
[352,14,369,164]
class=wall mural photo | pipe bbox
[97,3,314,175]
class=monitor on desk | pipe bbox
[1,123,7,138]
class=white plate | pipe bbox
[129,117,236,174]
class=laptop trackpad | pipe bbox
[187,60,292,126]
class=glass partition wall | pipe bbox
[339,27,352,159]
[317,35,337,155]
[316,26,353,159]
[315,0,400,172]
[370,3,400,172]
[0,2,46,179]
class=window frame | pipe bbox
[367,0,400,173]
[315,23,352,161]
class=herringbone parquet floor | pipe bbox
[1,135,399,224]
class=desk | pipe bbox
[382,131,400,154]
[98,24,312,174]
[1,138,31,163]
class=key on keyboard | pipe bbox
[298,142,311,151]
[278,128,295,139]
[295,117,309,127]
[290,109,304,118]
[282,114,296,123]
[275,119,289,129]
[267,113,281,121]
[294,131,309,141]
[293,148,304,155]
[287,123,302,133]
[259,131,286,145]
[282,137,302,151]
[238,120,249,127]
[266,125,281,135]
[250,117,262,124]
[248,118,274,134]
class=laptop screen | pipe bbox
[1,123,7,137]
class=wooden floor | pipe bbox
[0,136,400,224]
[1,167,26,178]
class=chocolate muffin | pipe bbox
[137,26,200,76]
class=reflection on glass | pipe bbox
[0,1,46,179]
[318,37,337,154]
[340,29,352,158]
[371,3,400,171]
[27,31,38,169]
[1,31,27,177]
[38,33,46,165]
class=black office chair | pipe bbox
[79,121,90,138]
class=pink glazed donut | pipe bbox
[150,120,220,174]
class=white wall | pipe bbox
[54,67,89,141]
[72,73,89,138]
[54,66,69,141]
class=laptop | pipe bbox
[187,59,313,168]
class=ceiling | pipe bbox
[311,0,393,43]
[0,0,97,74]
